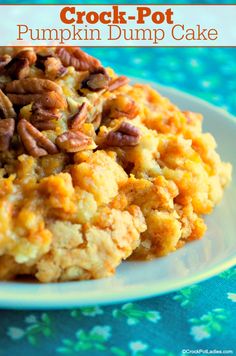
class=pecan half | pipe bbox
[105,122,141,147]
[92,113,102,130]
[35,53,51,71]
[0,118,15,151]
[108,76,129,91]
[108,95,139,119]
[15,49,37,65]
[82,67,109,91]
[68,102,88,130]
[0,89,16,119]
[30,103,59,131]
[56,47,101,72]
[7,91,66,109]
[17,119,58,157]
[56,130,93,153]
[6,78,62,94]
[118,122,140,136]
[0,54,11,71]
[44,57,67,80]
[5,57,29,80]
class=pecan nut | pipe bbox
[44,57,67,80]
[4,57,29,80]
[0,118,15,151]
[0,54,11,71]
[68,102,87,130]
[56,47,101,72]
[82,67,109,91]
[7,91,67,109]
[6,78,66,109]
[118,122,140,136]
[0,89,16,119]
[6,78,62,94]
[35,53,51,71]
[108,76,129,92]
[30,103,59,131]
[105,122,141,147]
[17,119,58,157]
[91,113,102,130]
[108,95,139,119]
[15,49,37,66]
[56,130,93,153]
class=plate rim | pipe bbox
[0,253,235,310]
[0,83,235,310]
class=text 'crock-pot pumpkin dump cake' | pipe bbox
[0,47,232,282]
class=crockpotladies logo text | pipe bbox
[15,5,220,46]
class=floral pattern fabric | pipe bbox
[1,269,236,355]
[0,0,236,354]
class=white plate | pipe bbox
[0,83,236,310]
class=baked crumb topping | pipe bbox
[0,46,232,282]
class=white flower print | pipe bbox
[7,327,25,340]
[129,341,148,354]
[25,315,37,324]
[113,303,161,326]
[190,325,211,342]
[127,318,138,325]
[227,292,236,302]
[90,326,111,341]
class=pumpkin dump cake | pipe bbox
[0,47,232,282]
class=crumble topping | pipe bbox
[0,46,232,282]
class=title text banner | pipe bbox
[0,5,236,47]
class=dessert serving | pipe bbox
[0,47,232,282]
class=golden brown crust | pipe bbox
[0,46,232,282]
